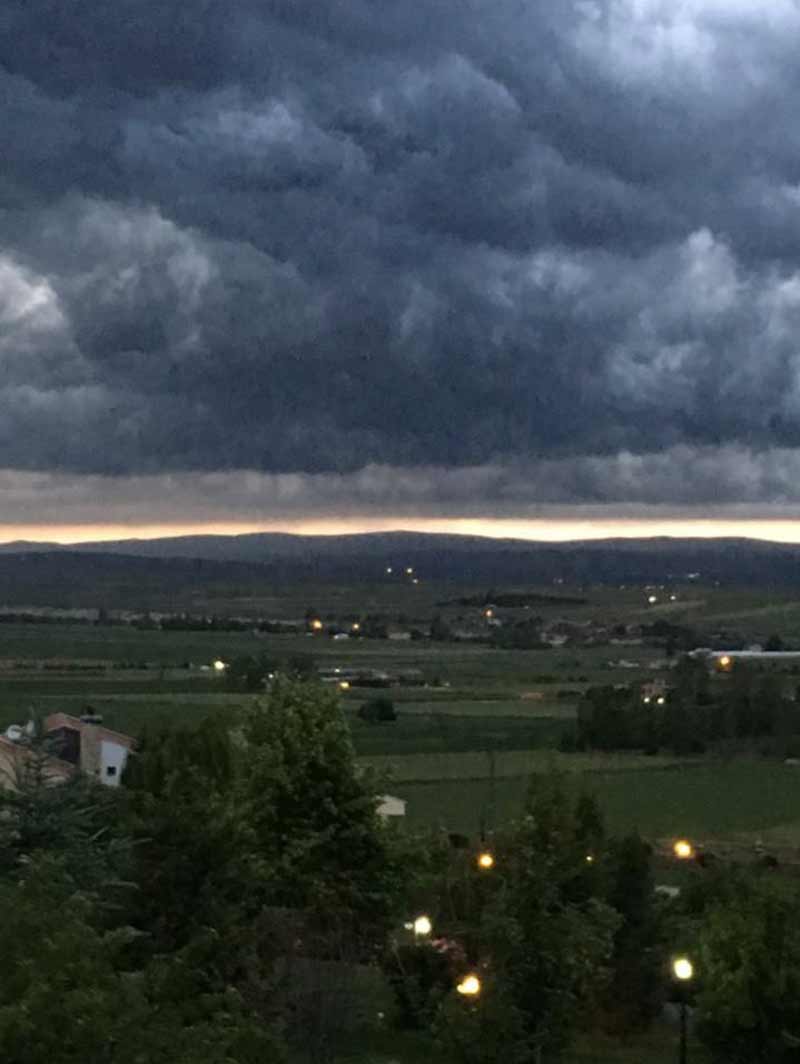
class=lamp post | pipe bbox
[673,839,694,861]
[456,973,481,997]
[672,956,694,1064]
[412,914,432,938]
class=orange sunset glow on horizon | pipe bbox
[3,516,800,546]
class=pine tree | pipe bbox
[603,834,664,1032]
[240,679,404,943]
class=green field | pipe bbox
[0,622,659,686]
[362,749,684,783]
[368,697,578,718]
[0,693,255,736]
[0,691,570,758]
[3,587,800,853]
[350,713,566,757]
[396,760,800,845]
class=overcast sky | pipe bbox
[4,0,800,540]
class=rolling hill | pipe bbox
[0,532,798,609]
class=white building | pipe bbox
[377,794,407,819]
[44,713,135,786]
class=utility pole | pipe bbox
[679,995,688,1064]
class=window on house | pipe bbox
[106,766,117,777]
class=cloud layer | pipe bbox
[4,444,800,529]
[3,1,800,515]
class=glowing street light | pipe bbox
[413,914,433,937]
[585,854,595,864]
[648,595,658,604]
[674,839,694,861]
[213,659,227,673]
[717,654,732,670]
[477,851,495,871]
[339,680,351,691]
[672,957,694,1064]
[310,618,323,632]
[456,974,481,997]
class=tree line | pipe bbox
[573,657,800,757]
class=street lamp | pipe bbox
[412,914,432,937]
[674,839,694,860]
[477,851,495,870]
[672,956,694,1064]
[456,974,481,997]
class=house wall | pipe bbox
[99,739,129,786]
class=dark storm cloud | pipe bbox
[3,0,800,504]
[5,445,800,527]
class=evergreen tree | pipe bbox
[240,680,405,945]
[603,834,664,1032]
[123,715,251,954]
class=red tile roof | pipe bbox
[44,713,136,750]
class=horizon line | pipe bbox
[3,515,800,546]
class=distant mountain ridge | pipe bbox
[0,530,540,560]
[0,530,796,563]
[0,532,798,610]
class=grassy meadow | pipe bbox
[2,576,800,855]
[396,760,800,845]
